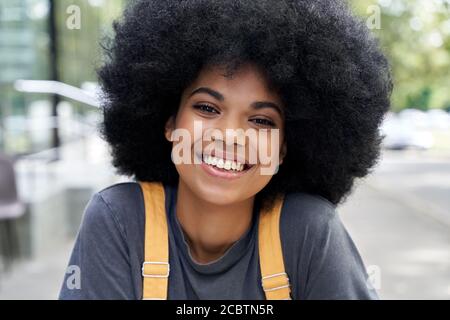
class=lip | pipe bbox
[198,155,255,180]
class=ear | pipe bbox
[164,116,175,142]
[279,141,287,165]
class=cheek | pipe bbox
[174,113,196,133]
[249,130,283,171]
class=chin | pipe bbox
[176,165,269,206]
[193,183,248,206]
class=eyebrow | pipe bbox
[189,87,283,116]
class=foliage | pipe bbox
[350,0,450,111]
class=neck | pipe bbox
[175,179,255,264]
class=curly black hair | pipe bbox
[98,0,393,208]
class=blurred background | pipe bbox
[0,0,449,299]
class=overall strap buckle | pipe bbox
[142,261,170,278]
[261,272,291,292]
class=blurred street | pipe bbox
[340,150,450,300]
[0,149,449,300]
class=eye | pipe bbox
[250,118,276,127]
[193,104,220,114]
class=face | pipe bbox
[165,62,287,206]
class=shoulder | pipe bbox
[96,180,144,216]
[279,191,340,258]
[97,181,143,204]
[84,181,145,239]
[281,191,338,233]
[278,192,342,298]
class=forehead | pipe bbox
[184,63,282,105]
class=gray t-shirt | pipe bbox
[58,182,379,300]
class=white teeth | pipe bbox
[203,155,245,172]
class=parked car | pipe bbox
[380,112,434,150]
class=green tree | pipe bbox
[350,0,450,111]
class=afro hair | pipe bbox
[98,0,393,207]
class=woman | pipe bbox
[59,0,392,300]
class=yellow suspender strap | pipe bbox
[140,181,292,300]
[258,195,292,300]
[139,181,170,300]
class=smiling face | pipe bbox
[165,62,287,206]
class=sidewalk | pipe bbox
[0,240,74,299]
[339,177,450,299]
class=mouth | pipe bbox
[197,152,255,180]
